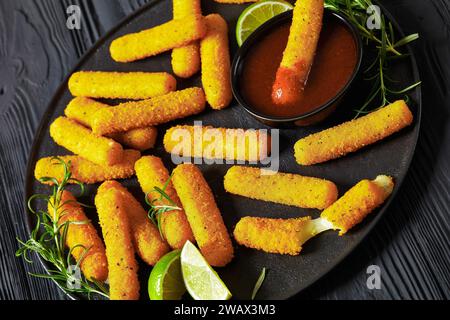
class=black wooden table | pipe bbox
[0,0,449,300]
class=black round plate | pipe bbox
[24,0,421,300]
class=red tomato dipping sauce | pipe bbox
[240,14,358,119]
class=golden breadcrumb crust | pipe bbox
[91,88,206,136]
[321,176,394,235]
[109,127,158,151]
[200,14,232,110]
[171,0,202,78]
[65,97,158,151]
[135,156,195,250]
[64,97,104,128]
[49,191,108,282]
[110,15,206,62]
[50,117,124,166]
[35,150,140,184]
[172,164,234,267]
[95,181,139,300]
[224,166,338,209]
[294,100,414,165]
[280,0,323,68]
[164,125,271,162]
[272,0,323,105]
[234,216,312,255]
[68,71,176,100]
[102,181,169,266]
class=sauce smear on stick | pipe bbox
[272,0,324,106]
[241,13,357,118]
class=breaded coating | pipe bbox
[95,182,139,300]
[109,127,158,151]
[234,217,312,255]
[200,14,232,110]
[68,71,176,100]
[110,15,206,62]
[172,164,234,267]
[135,156,195,249]
[233,176,393,254]
[49,191,108,282]
[172,43,201,79]
[64,97,105,128]
[65,97,158,151]
[34,150,141,185]
[164,125,271,162]
[102,181,170,266]
[321,175,394,235]
[171,0,202,78]
[50,117,124,166]
[92,88,206,136]
[224,166,338,209]
[272,0,324,105]
[294,100,414,165]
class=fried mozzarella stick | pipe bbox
[64,97,105,128]
[272,0,324,105]
[294,100,414,165]
[321,175,394,235]
[35,150,141,184]
[164,125,271,162]
[50,117,124,166]
[109,128,158,151]
[172,164,234,267]
[234,217,327,255]
[103,181,170,266]
[135,156,195,249]
[65,97,158,151]
[110,15,206,62]
[234,175,394,255]
[200,14,232,110]
[224,166,338,209]
[172,0,202,78]
[95,182,139,300]
[68,71,176,100]
[49,191,108,281]
[92,88,206,136]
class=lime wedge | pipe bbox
[236,0,294,46]
[148,250,186,300]
[180,241,232,300]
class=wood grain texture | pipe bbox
[0,0,448,300]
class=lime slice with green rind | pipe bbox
[180,241,232,300]
[236,0,294,46]
[148,250,186,300]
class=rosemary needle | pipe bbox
[251,267,267,300]
[324,0,421,117]
[145,174,182,240]
[16,157,109,299]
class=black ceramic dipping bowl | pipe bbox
[231,9,363,127]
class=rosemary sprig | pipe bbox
[324,0,421,117]
[251,267,267,300]
[16,157,109,299]
[145,174,182,240]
